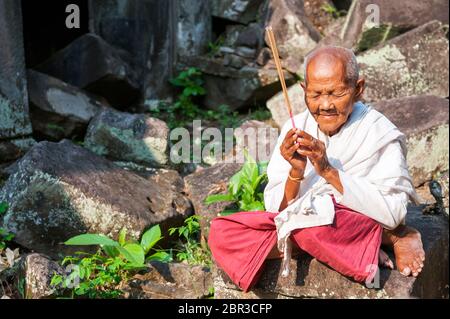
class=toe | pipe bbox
[401,266,411,276]
[412,260,420,271]
[415,257,424,268]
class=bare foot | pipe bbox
[383,225,425,277]
[378,249,394,269]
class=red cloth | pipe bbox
[208,196,382,292]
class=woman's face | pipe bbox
[301,57,364,136]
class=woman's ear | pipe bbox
[354,78,365,100]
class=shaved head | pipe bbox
[304,46,359,86]
[300,45,365,136]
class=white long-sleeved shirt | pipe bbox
[264,102,420,275]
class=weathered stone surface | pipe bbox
[263,0,322,74]
[211,0,264,24]
[0,140,192,257]
[213,206,449,299]
[20,253,64,299]
[88,0,176,107]
[123,261,213,299]
[27,70,105,141]
[178,55,295,110]
[357,21,449,103]
[234,120,279,163]
[0,0,33,140]
[341,0,449,50]
[184,163,242,239]
[176,0,211,57]
[84,108,169,168]
[266,83,307,128]
[35,34,140,108]
[372,95,449,187]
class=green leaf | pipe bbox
[118,228,127,246]
[229,171,243,196]
[0,202,8,215]
[103,245,120,258]
[146,251,172,263]
[242,201,265,212]
[140,225,162,254]
[118,244,145,266]
[65,234,119,247]
[204,193,234,205]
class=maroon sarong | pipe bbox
[208,196,382,292]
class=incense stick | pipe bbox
[265,26,296,129]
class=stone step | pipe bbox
[213,206,449,299]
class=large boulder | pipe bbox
[211,0,264,24]
[0,0,33,159]
[123,261,213,299]
[214,206,449,299]
[27,70,106,141]
[263,0,322,74]
[177,0,211,57]
[341,0,449,50]
[184,163,242,239]
[84,108,169,168]
[372,95,449,187]
[88,0,176,106]
[0,140,192,257]
[178,55,295,110]
[357,21,449,103]
[35,34,140,108]
[266,82,307,128]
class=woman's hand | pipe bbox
[296,130,332,178]
[280,129,307,176]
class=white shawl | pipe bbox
[264,101,420,277]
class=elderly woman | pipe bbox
[208,46,425,293]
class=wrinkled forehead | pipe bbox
[305,53,347,85]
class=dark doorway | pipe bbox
[22,0,89,68]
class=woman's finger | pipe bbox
[286,142,300,156]
[298,130,314,141]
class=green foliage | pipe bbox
[205,104,242,129]
[150,68,241,131]
[0,202,14,252]
[51,225,171,298]
[168,216,212,268]
[46,123,66,134]
[205,151,268,214]
[207,36,225,57]
[152,67,206,128]
[356,24,407,52]
[321,3,346,18]
[247,107,272,122]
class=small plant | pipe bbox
[247,107,272,122]
[166,67,207,128]
[168,216,212,268]
[205,104,242,129]
[51,225,171,298]
[205,151,268,214]
[321,3,346,18]
[0,202,13,252]
[207,35,225,57]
